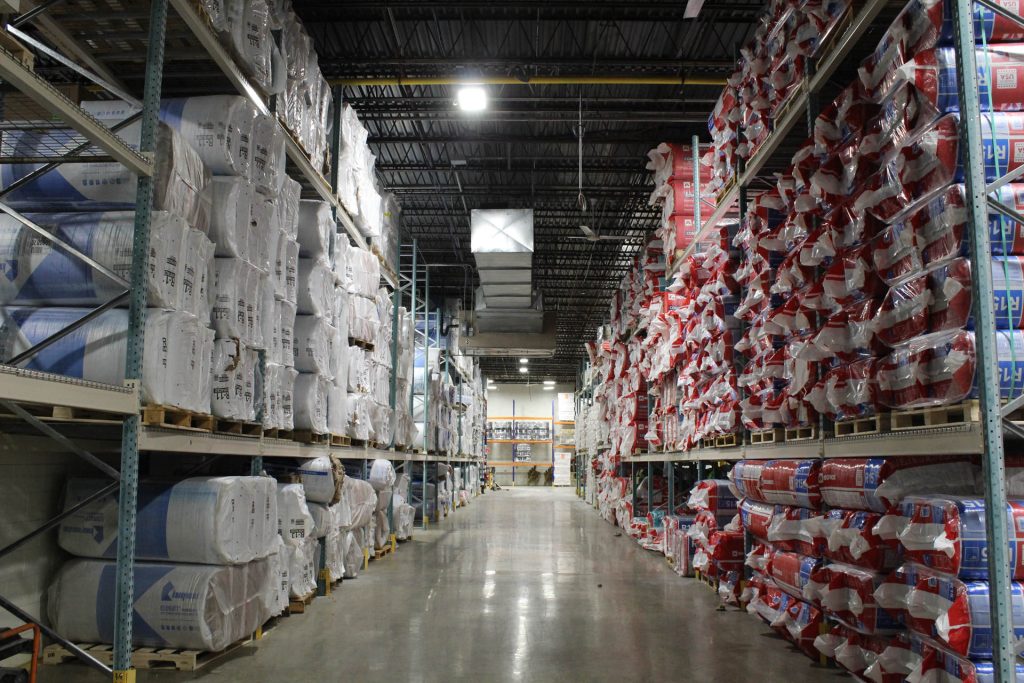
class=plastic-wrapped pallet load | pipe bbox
[297,455,340,505]
[59,477,277,565]
[225,0,275,91]
[83,96,257,178]
[327,384,348,436]
[48,557,272,651]
[292,314,332,375]
[262,536,289,617]
[297,258,333,317]
[1,123,211,232]
[284,535,317,598]
[211,339,259,421]
[0,211,211,312]
[293,372,328,434]
[276,482,315,546]
[208,177,255,259]
[297,200,333,261]
[0,307,213,412]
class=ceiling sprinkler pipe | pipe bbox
[333,75,727,87]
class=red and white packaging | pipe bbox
[767,506,827,557]
[729,459,769,502]
[812,562,902,635]
[823,509,901,573]
[819,456,978,513]
[759,459,823,509]
[686,479,739,515]
[768,549,824,602]
[739,497,777,541]
[815,625,892,680]
[862,636,920,683]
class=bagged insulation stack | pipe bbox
[343,531,361,579]
[324,527,344,581]
[348,295,378,344]
[226,0,274,91]
[297,258,333,316]
[345,246,380,299]
[249,193,275,275]
[277,177,300,240]
[1,123,211,232]
[83,96,257,178]
[0,307,212,411]
[208,177,254,258]
[285,535,317,598]
[212,258,264,344]
[308,502,335,539]
[276,482,315,546]
[297,456,338,504]
[293,315,332,375]
[0,211,197,310]
[279,300,296,365]
[275,237,299,304]
[346,392,374,440]
[251,114,286,195]
[818,457,978,512]
[293,372,328,433]
[59,476,277,564]
[49,557,271,651]
[343,477,376,531]
[369,459,396,491]
[262,536,288,617]
[297,200,333,261]
[211,339,259,421]
[327,385,348,435]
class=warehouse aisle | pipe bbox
[45,489,828,683]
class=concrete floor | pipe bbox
[44,488,840,683]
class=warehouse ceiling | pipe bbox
[300,2,759,383]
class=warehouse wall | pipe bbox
[486,383,573,486]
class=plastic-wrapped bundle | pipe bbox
[910,639,1024,682]
[251,114,286,195]
[738,498,777,541]
[343,531,361,579]
[875,563,1024,659]
[211,258,264,344]
[808,562,900,635]
[767,506,827,557]
[208,177,254,259]
[347,346,372,393]
[0,212,174,308]
[369,459,396,491]
[297,456,338,504]
[768,550,823,602]
[84,96,257,178]
[297,200,333,261]
[0,307,212,411]
[814,626,892,681]
[686,479,738,515]
[819,456,977,512]
[276,237,299,304]
[262,363,298,430]
[343,476,376,531]
[729,460,768,501]
[394,501,415,541]
[262,536,288,618]
[345,246,380,299]
[247,192,275,274]
[348,294,379,344]
[279,300,296,366]
[277,177,300,240]
[276,482,315,546]
[758,460,822,509]
[327,384,348,435]
[296,258,333,316]
[323,528,344,582]
[308,502,336,539]
[226,0,274,91]
[293,372,328,434]
[292,314,332,375]
[1,123,211,231]
[285,535,317,598]
[346,392,374,440]
[59,476,277,564]
[211,338,259,420]
[49,557,271,651]
[877,496,1024,579]
[823,509,900,573]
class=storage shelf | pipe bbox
[668,0,900,277]
[624,423,985,462]
[167,0,370,253]
[0,365,138,415]
[487,439,551,444]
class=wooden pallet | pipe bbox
[350,437,369,448]
[292,430,330,445]
[834,413,891,438]
[715,433,739,448]
[785,425,818,442]
[372,544,392,561]
[213,418,262,438]
[749,428,784,445]
[716,175,737,205]
[331,433,351,447]
[700,438,717,450]
[43,639,247,672]
[0,403,122,423]
[287,590,315,615]
[142,405,214,432]
[263,428,294,440]
[348,337,374,351]
[891,401,981,431]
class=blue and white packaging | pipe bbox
[47,557,272,651]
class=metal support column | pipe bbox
[113,1,168,678]
[953,2,1015,676]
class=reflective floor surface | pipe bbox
[44,487,840,682]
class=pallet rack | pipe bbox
[0,3,481,680]
[578,0,1024,678]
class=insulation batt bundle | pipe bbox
[0,123,211,232]
[0,307,213,412]
[0,211,213,314]
[58,477,278,565]
[276,482,315,546]
[48,557,273,651]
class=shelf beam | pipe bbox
[0,366,138,415]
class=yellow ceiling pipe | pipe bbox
[332,75,727,87]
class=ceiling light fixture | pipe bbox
[519,367,528,374]
[456,85,488,112]
[543,380,556,386]
[519,358,529,364]
[543,387,554,391]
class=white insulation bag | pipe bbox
[276,482,315,546]
[48,557,272,651]
[252,114,286,195]
[369,459,396,491]
[296,258,333,316]
[297,200,333,261]
[343,477,376,530]
[285,536,317,598]
[297,456,337,504]
[208,177,254,258]
[293,372,329,434]
[293,315,332,375]
[327,384,349,435]
[58,477,277,565]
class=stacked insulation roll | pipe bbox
[50,476,281,651]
